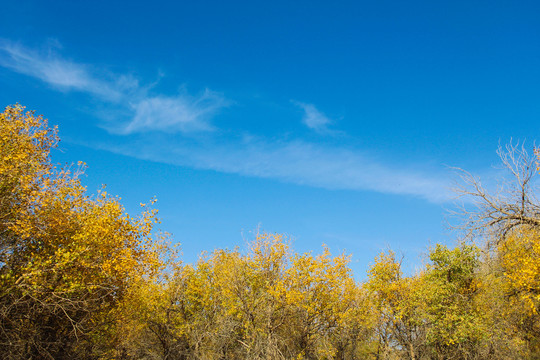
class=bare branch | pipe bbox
[451,142,540,246]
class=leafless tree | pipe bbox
[452,142,540,246]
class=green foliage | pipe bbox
[422,244,487,358]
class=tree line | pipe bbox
[1,105,538,359]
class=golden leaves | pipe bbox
[0,105,170,358]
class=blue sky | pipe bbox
[1,0,539,277]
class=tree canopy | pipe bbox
[1,105,539,359]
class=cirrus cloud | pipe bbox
[0,39,227,135]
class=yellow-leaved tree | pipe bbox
[0,105,169,359]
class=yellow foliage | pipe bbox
[499,227,540,315]
[0,105,169,359]
[3,104,540,359]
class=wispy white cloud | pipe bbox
[96,135,454,203]
[293,101,337,135]
[2,39,453,203]
[0,40,226,134]
[0,40,127,101]
[119,91,227,134]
